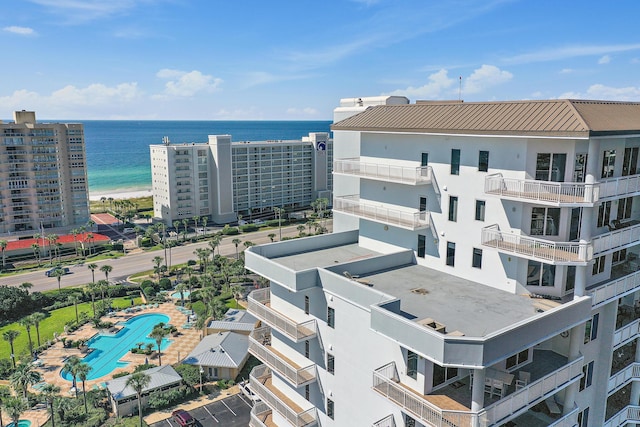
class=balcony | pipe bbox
[250,401,277,427]
[481,225,591,265]
[334,158,432,185]
[613,319,640,350]
[608,362,640,395]
[249,326,316,387]
[592,221,640,257]
[333,195,430,231]
[247,289,317,343]
[250,365,317,427]
[484,174,598,206]
[604,405,640,427]
[588,269,640,308]
[503,404,578,427]
[373,351,583,427]
[599,175,640,200]
[372,415,396,427]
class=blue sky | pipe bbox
[2,0,640,120]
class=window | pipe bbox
[578,407,589,427]
[602,149,616,178]
[618,197,633,220]
[446,242,456,266]
[613,249,627,264]
[580,361,594,391]
[407,350,418,379]
[584,313,599,344]
[404,414,417,427]
[527,261,556,287]
[417,235,426,258]
[475,200,485,221]
[451,149,461,175]
[305,385,310,401]
[566,266,576,292]
[421,152,429,166]
[597,201,612,228]
[304,296,309,314]
[432,363,458,387]
[472,248,483,269]
[506,349,529,369]
[531,207,560,235]
[478,150,489,172]
[448,196,458,222]
[327,353,335,374]
[327,307,335,328]
[327,398,334,419]
[305,340,310,358]
[592,255,606,275]
[536,153,566,182]
[623,147,639,176]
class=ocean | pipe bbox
[83,120,332,195]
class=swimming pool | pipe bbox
[171,290,191,299]
[61,313,171,381]
[7,421,31,427]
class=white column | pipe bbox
[471,368,485,427]
[562,324,584,415]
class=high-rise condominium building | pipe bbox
[244,96,640,427]
[150,132,332,225]
[0,111,89,235]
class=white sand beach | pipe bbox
[89,188,153,201]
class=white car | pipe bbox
[253,219,265,225]
[239,380,260,402]
[238,220,248,226]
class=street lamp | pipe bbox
[199,365,204,392]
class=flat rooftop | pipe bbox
[271,242,381,271]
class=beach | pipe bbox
[89,188,153,201]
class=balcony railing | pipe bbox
[588,269,640,308]
[481,224,591,265]
[484,174,598,206]
[613,319,640,350]
[334,158,432,185]
[600,175,640,200]
[608,362,640,395]
[547,404,579,427]
[247,288,317,342]
[250,365,317,427]
[333,195,430,231]
[249,326,317,387]
[604,405,640,427]
[250,401,274,427]
[372,414,396,427]
[592,222,640,256]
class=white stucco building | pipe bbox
[150,132,332,225]
[245,96,640,427]
[0,111,90,235]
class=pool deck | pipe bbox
[2,302,204,426]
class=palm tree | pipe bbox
[19,316,34,355]
[71,228,79,256]
[297,224,306,237]
[51,268,65,291]
[232,238,241,259]
[126,372,151,427]
[2,330,20,368]
[87,282,99,317]
[68,294,81,324]
[209,234,222,256]
[100,264,113,282]
[273,206,284,240]
[0,240,7,271]
[62,356,81,392]
[182,218,189,241]
[193,216,200,236]
[85,232,94,256]
[306,220,317,234]
[152,256,164,278]
[175,282,188,307]
[2,396,28,427]
[268,233,276,242]
[41,383,61,427]
[19,282,33,295]
[75,363,92,413]
[10,362,42,398]
[54,395,73,423]
[173,220,180,236]
[150,325,169,366]
[47,234,58,263]
[31,242,41,266]
[202,216,208,234]
[231,285,244,309]
[0,385,11,427]
[31,312,46,348]
[87,263,98,283]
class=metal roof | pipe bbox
[106,365,182,401]
[207,309,258,332]
[182,331,248,368]
[331,99,640,137]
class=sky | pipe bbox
[2,0,640,120]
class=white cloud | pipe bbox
[559,68,573,74]
[559,84,640,101]
[598,55,611,64]
[463,65,513,94]
[286,107,319,116]
[3,26,36,36]
[155,69,222,97]
[27,0,145,22]
[504,43,640,64]
[386,69,455,98]
[51,82,140,104]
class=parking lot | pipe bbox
[149,394,253,427]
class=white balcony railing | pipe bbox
[333,195,430,231]
[372,414,396,427]
[250,401,273,427]
[334,158,432,185]
[547,404,579,427]
[588,269,640,308]
[247,288,317,343]
[250,365,317,427]
[613,319,640,350]
[484,174,599,205]
[608,362,640,395]
[604,405,640,427]
[600,175,640,200]
[249,326,317,387]
[481,224,591,264]
[592,222,640,256]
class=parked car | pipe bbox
[253,219,265,225]
[123,227,135,233]
[239,380,261,402]
[238,220,248,226]
[45,267,70,277]
[172,409,196,426]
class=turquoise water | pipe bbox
[60,313,171,381]
[171,290,191,299]
[82,120,332,194]
[7,421,31,427]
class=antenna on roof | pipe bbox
[458,76,462,102]
[162,136,170,145]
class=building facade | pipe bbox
[245,97,640,427]
[0,111,90,235]
[150,132,332,225]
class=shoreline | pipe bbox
[89,188,152,201]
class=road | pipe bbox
[3,221,332,293]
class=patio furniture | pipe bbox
[491,378,507,398]
[515,371,530,390]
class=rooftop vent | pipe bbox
[411,288,429,295]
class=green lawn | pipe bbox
[0,296,142,361]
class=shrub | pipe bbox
[190,300,206,318]
[187,259,197,266]
[140,279,155,289]
[112,371,130,379]
[239,224,259,233]
[143,286,157,297]
[158,278,172,290]
[174,364,200,388]
[221,227,239,235]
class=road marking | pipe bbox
[165,419,174,426]
[237,394,253,408]
[221,399,237,416]
[203,405,219,423]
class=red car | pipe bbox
[172,409,195,426]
